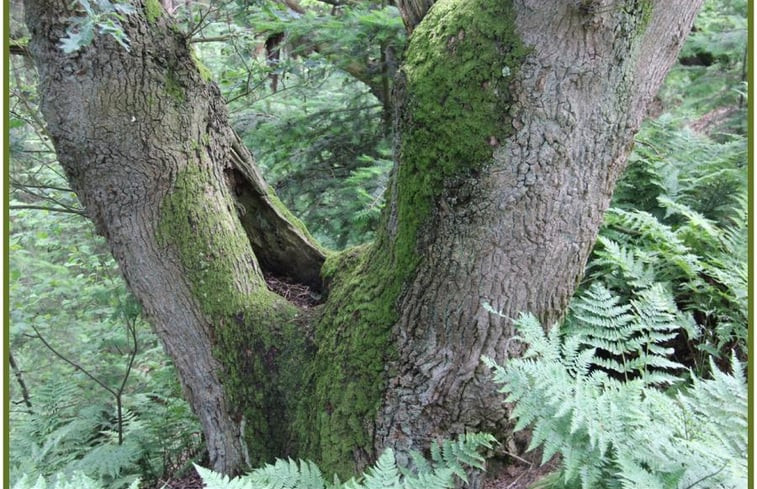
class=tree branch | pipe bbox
[9,352,34,413]
[29,324,118,397]
[10,43,30,57]
[10,204,86,216]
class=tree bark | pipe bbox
[24,0,323,473]
[375,0,704,460]
[24,0,702,479]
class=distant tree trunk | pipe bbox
[25,0,702,478]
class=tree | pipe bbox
[23,0,703,479]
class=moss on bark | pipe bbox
[157,161,309,464]
[144,0,163,24]
[296,243,400,478]
[395,0,528,273]
[156,0,528,475]
[294,0,528,478]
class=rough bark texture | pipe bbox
[25,0,702,480]
[374,0,704,461]
[24,0,323,473]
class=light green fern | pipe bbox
[564,283,690,385]
[590,114,747,367]
[196,433,495,489]
[483,303,746,489]
[11,472,141,489]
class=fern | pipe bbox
[590,191,747,367]
[564,283,687,385]
[589,111,747,368]
[196,433,495,489]
[484,307,747,489]
[11,472,141,489]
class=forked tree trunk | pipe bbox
[25,0,702,478]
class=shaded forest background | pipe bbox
[8,0,747,487]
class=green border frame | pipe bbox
[4,0,11,486]
[0,2,754,488]
[748,0,754,484]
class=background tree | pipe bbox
[21,0,704,480]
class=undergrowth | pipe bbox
[483,284,746,489]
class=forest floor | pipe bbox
[150,457,557,489]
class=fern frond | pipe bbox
[486,307,746,489]
[590,236,657,288]
[566,283,686,384]
[359,449,401,488]
[195,433,494,489]
[195,464,254,489]
[75,441,142,480]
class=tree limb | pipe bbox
[10,204,86,216]
[9,352,34,413]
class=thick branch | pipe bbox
[226,134,326,288]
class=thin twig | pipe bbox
[10,205,86,216]
[9,352,34,413]
[503,450,534,467]
[10,179,74,193]
[682,463,728,489]
[30,324,117,397]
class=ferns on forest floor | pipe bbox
[588,114,747,369]
[11,473,141,489]
[195,433,495,489]
[483,285,747,489]
[10,373,202,489]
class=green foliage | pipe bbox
[590,61,748,366]
[9,206,202,488]
[59,0,136,53]
[563,283,690,385]
[190,0,405,249]
[12,473,141,489]
[658,0,746,131]
[483,308,746,489]
[588,140,747,367]
[613,116,746,222]
[238,91,392,249]
[195,433,495,489]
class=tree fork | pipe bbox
[25,0,703,479]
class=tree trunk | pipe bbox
[24,0,324,473]
[25,0,702,479]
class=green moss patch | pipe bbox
[296,0,529,477]
[191,48,213,83]
[144,0,163,24]
[396,0,528,273]
[158,162,307,464]
[297,242,401,478]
